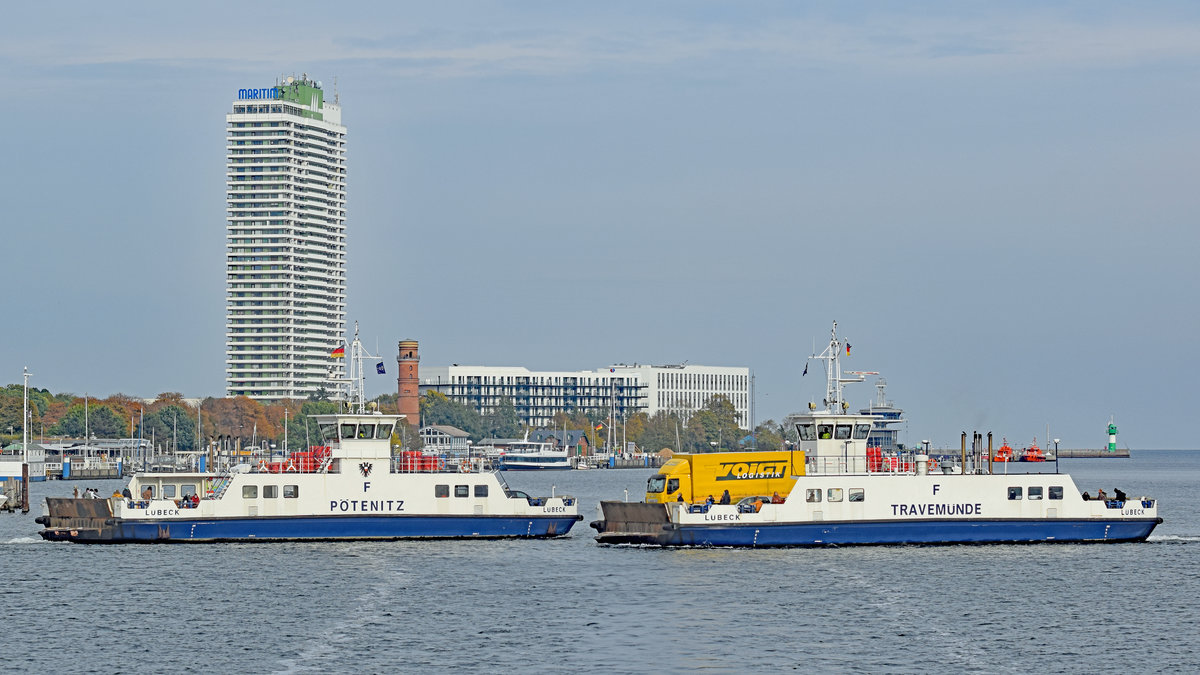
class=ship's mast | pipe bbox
[807,321,864,413]
[327,322,379,414]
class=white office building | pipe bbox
[420,363,750,429]
[225,75,347,399]
[610,363,750,427]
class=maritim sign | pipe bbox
[238,87,280,100]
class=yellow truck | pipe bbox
[644,450,805,504]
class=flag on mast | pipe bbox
[331,345,345,358]
[376,361,386,375]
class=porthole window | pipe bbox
[806,489,822,503]
[827,488,843,502]
[848,488,864,502]
[242,485,259,499]
[1028,486,1043,500]
[1008,486,1023,500]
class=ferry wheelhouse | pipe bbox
[592,322,1161,547]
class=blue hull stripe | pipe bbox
[668,518,1161,547]
[101,515,582,543]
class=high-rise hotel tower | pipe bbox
[225,76,347,400]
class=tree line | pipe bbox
[1,384,794,455]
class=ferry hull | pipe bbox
[41,513,584,544]
[592,502,1162,547]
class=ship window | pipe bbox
[827,488,843,502]
[243,485,259,499]
[455,485,469,498]
[376,424,394,439]
[854,424,872,440]
[318,422,337,442]
[848,488,864,502]
[797,424,816,441]
[357,424,375,439]
[163,484,177,498]
[263,485,278,498]
[1028,486,1043,500]
[835,425,852,440]
[1008,486,1023,500]
[1049,486,1063,500]
[284,485,298,498]
[647,476,665,494]
[340,424,356,439]
[474,485,488,497]
[818,425,833,440]
[181,484,197,497]
[806,489,822,503]
[435,484,449,498]
[667,478,680,494]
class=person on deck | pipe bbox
[1096,488,1107,501]
[719,490,731,505]
[1114,488,1127,502]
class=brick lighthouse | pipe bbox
[396,340,420,427]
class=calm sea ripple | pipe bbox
[2,450,1197,674]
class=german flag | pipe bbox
[331,346,345,358]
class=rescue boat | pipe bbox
[591,322,1161,547]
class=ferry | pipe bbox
[495,438,570,471]
[591,322,1162,547]
[37,332,583,544]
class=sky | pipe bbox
[2,2,1198,448]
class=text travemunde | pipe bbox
[891,503,983,517]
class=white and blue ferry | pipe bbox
[592,322,1162,547]
[38,334,582,544]
[495,438,571,471]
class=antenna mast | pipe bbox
[806,321,865,413]
[327,322,379,414]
